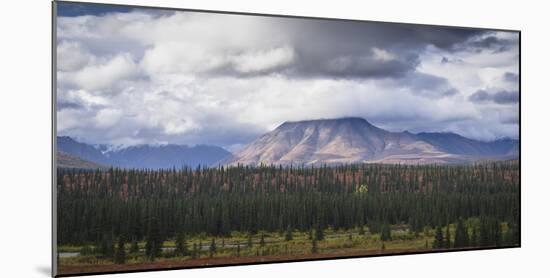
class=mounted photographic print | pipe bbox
[53,1,520,276]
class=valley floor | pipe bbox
[57,225,518,276]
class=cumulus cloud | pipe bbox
[55,2,520,148]
[72,54,138,90]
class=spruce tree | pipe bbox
[444,225,452,249]
[315,226,325,241]
[470,226,479,247]
[247,234,253,248]
[145,218,163,262]
[480,218,491,247]
[433,226,444,249]
[99,234,115,258]
[175,233,188,256]
[311,238,318,254]
[209,238,216,258]
[358,225,366,236]
[453,219,469,248]
[494,220,503,247]
[260,233,266,247]
[504,221,519,245]
[285,225,293,241]
[192,243,198,259]
[381,224,392,241]
[130,239,139,254]
[114,237,126,264]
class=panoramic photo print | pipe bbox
[54,1,520,276]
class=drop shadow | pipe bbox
[35,265,51,276]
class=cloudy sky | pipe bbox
[56,2,519,151]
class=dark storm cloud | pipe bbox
[164,17,484,80]
[503,72,519,83]
[470,36,503,48]
[56,2,174,17]
[469,90,519,104]
[57,2,134,17]
[290,51,419,79]
[269,20,482,80]
[493,91,519,104]
[399,72,459,98]
[56,101,83,111]
[453,34,519,53]
[469,90,491,102]
[500,115,519,125]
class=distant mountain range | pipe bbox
[56,136,231,169]
[57,117,518,169]
[222,117,518,166]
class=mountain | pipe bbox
[57,136,109,165]
[56,151,108,169]
[57,136,231,169]
[222,117,518,166]
[415,132,519,156]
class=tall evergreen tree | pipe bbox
[358,225,366,236]
[260,233,266,247]
[285,225,293,241]
[453,219,469,248]
[145,217,163,262]
[130,239,139,254]
[381,224,392,241]
[311,238,318,254]
[209,239,216,258]
[175,233,188,256]
[315,226,325,241]
[99,234,115,258]
[470,225,479,247]
[192,243,198,259]
[433,226,444,249]
[114,237,126,264]
[247,234,253,248]
[444,225,452,249]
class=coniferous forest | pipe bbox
[56,161,519,275]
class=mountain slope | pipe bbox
[57,137,231,169]
[57,136,109,165]
[56,151,108,169]
[223,117,518,166]
[416,132,518,156]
